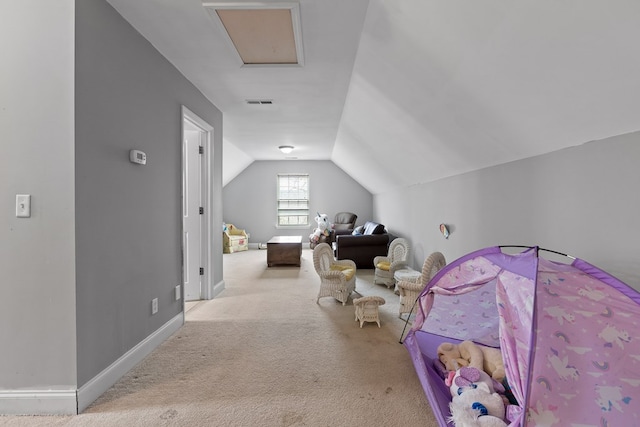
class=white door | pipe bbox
[183,127,203,301]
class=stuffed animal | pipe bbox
[477,345,506,383]
[449,385,508,427]
[437,340,506,382]
[437,341,483,372]
[446,366,497,396]
[448,367,507,427]
[309,213,331,243]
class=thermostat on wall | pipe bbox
[129,149,147,165]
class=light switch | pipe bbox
[16,194,31,218]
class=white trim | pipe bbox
[181,106,215,301]
[212,279,226,298]
[0,389,77,415]
[276,173,310,228]
[182,106,213,133]
[0,314,183,415]
[202,1,304,68]
[77,313,183,413]
[202,124,216,300]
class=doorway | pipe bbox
[182,106,213,301]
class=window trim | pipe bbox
[276,173,310,228]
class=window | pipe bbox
[277,174,309,226]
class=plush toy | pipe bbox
[309,213,331,243]
[447,367,507,427]
[478,345,506,383]
[437,341,483,372]
[446,366,498,396]
[437,340,506,382]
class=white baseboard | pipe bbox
[76,313,183,413]
[0,315,184,416]
[212,279,225,298]
[0,389,77,415]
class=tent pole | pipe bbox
[498,245,575,259]
[398,298,419,344]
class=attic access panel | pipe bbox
[203,1,304,66]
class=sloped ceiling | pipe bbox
[106,0,640,193]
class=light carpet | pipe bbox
[1,248,437,426]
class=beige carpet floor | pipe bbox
[1,248,438,426]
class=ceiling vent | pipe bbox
[246,99,273,105]
[203,2,304,67]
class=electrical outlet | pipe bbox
[175,285,181,301]
[151,298,158,315]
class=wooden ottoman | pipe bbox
[267,236,302,267]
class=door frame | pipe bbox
[181,106,214,300]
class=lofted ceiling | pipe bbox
[106,0,640,194]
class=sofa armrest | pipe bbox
[331,229,352,242]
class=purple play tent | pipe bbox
[403,246,640,426]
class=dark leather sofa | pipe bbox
[334,221,395,269]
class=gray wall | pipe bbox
[1,0,223,409]
[223,160,373,245]
[375,132,640,289]
[75,0,223,386]
[0,0,77,391]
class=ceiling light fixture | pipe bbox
[278,145,294,154]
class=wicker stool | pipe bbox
[353,296,386,328]
[393,267,421,294]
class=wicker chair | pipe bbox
[398,251,446,319]
[313,243,357,305]
[373,238,409,288]
[353,296,386,328]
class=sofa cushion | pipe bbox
[352,225,364,235]
[363,221,385,235]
